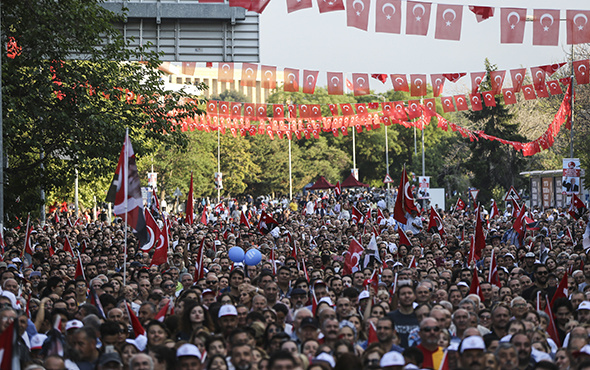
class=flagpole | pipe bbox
[217,126,221,204]
[123,128,128,288]
[288,121,293,200]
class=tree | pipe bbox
[462,59,527,203]
[2,0,203,222]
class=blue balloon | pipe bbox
[228,247,245,263]
[244,249,262,266]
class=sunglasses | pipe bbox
[421,326,440,333]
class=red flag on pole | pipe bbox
[455,198,466,211]
[551,272,569,307]
[343,237,364,276]
[427,207,445,235]
[186,172,194,225]
[150,219,169,267]
[141,209,161,253]
[398,228,412,247]
[393,165,418,224]
[194,238,206,282]
[63,236,75,258]
[126,302,146,337]
[368,321,378,344]
[489,199,499,219]
[544,296,561,347]
[240,211,252,228]
[469,269,484,301]
[74,251,85,281]
[488,249,501,288]
[474,205,486,261]
[200,207,207,225]
[22,214,33,257]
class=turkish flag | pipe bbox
[469,268,484,301]
[182,62,196,76]
[488,249,501,288]
[219,101,230,117]
[573,59,590,84]
[284,68,299,92]
[356,103,369,116]
[406,1,431,36]
[218,62,234,82]
[443,72,466,83]
[302,70,319,94]
[454,95,468,111]
[567,10,590,44]
[434,4,463,41]
[241,63,258,87]
[299,104,310,118]
[423,98,436,112]
[206,101,218,115]
[474,206,486,260]
[327,72,344,95]
[441,96,455,112]
[249,0,271,13]
[501,8,526,44]
[410,74,427,96]
[547,80,563,95]
[406,100,421,119]
[531,66,547,91]
[230,102,242,118]
[244,103,256,119]
[569,194,588,220]
[371,74,388,83]
[427,207,445,235]
[469,6,494,22]
[256,104,267,120]
[393,165,418,224]
[273,104,285,119]
[455,198,466,211]
[510,68,527,92]
[351,205,364,224]
[343,237,365,275]
[535,83,549,98]
[470,93,483,111]
[482,91,496,107]
[539,63,566,76]
[502,88,517,105]
[287,0,312,13]
[375,0,401,34]
[257,210,279,234]
[393,102,407,120]
[261,65,277,89]
[490,70,506,95]
[522,85,537,100]
[329,104,339,116]
[470,72,486,94]
[431,74,445,97]
[346,0,370,31]
[390,74,409,92]
[353,73,370,95]
[533,9,560,46]
[317,0,345,13]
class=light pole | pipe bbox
[370,94,389,188]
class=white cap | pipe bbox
[202,289,215,296]
[359,291,370,300]
[218,304,238,318]
[318,297,333,306]
[380,351,405,367]
[579,301,590,311]
[576,344,590,356]
[176,343,201,359]
[314,353,335,368]
[11,258,21,264]
[460,336,486,353]
[457,282,469,288]
[30,334,47,350]
[65,319,84,331]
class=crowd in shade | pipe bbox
[2,186,590,370]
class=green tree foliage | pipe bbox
[462,59,527,203]
[2,0,203,221]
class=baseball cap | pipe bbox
[359,290,370,300]
[66,320,84,331]
[460,336,486,353]
[11,258,21,264]
[504,253,515,260]
[218,304,238,318]
[98,352,123,366]
[0,262,6,268]
[300,317,319,329]
[525,252,536,258]
[579,301,590,311]
[313,353,335,368]
[289,288,307,297]
[202,289,216,296]
[177,343,202,359]
[318,297,333,306]
[457,282,469,288]
[380,351,405,367]
[314,280,327,288]
[30,334,47,350]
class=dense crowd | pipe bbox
[2,188,590,370]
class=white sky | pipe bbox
[259,0,585,95]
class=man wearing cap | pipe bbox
[289,288,308,310]
[458,335,486,370]
[380,351,405,370]
[522,252,537,276]
[416,318,444,370]
[218,304,238,335]
[297,317,319,344]
[578,301,590,325]
[97,352,123,370]
[177,343,202,370]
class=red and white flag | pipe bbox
[510,68,527,92]
[500,8,526,44]
[240,211,251,228]
[327,72,344,95]
[393,165,417,223]
[200,207,207,225]
[573,59,590,85]
[284,68,299,92]
[154,299,173,322]
[261,65,277,89]
[406,1,431,36]
[490,70,506,95]
[352,73,370,96]
[186,172,194,225]
[391,74,409,92]
[257,210,279,234]
[434,4,463,41]
[488,249,501,288]
[317,0,345,13]
[398,228,412,247]
[141,209,160,252]
[343,237,364,275]
[431,74,445,97]
[470,72,486,94]
[474,205,486,261]
[218,63,234,83]
[352,205,364,224]
[410,74,427,96]
[569,193,587,220]
[467,235,477,265]
[334,181,342,197]
[286,0,312,13]
[544,295,561,347]
[567,10,590,45]
[375,0,401,34]
[240,63,258,87]
[469,269,484,301]
[151,218,169,267]
[533,9,560,46]
[469,6,493,22]
[105,131,148,246]
[301,70,318,95]
[489,199,499,219]
[408,255,417,268]
[427,207,445,235]
[346,0,370,31]
[63,236,75,258]
[74,251,85,281]
[126,302,146,337]
[455,198,466,211]
[194,238,206,281]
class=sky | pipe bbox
[259,0,584,95]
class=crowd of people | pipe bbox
[1,188,590,370]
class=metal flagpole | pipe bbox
[123,128,128,287]
[217,127,221,203]
[288,122,292,200]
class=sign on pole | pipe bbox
[469,189,479,202]
[383,174,394,184]
[504,186,521,202]
[417,176,431,199]
[562,158,581,195]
